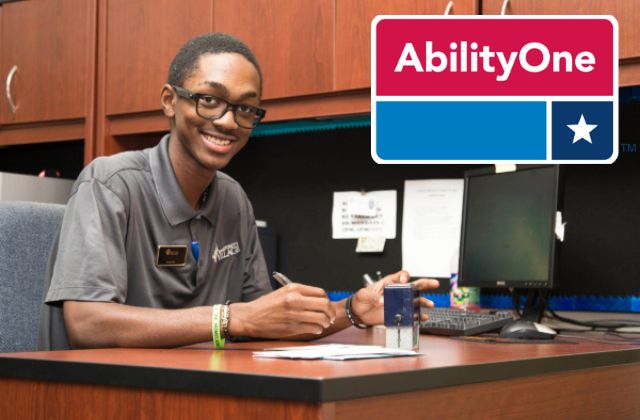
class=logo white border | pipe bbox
[370,15,619,164]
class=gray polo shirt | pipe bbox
[39,135,272,350]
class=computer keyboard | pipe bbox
[420,308,514,336]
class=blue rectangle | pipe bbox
[375,101,547,160]
[551,101,614,160]
[384,284,418,327]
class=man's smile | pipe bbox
[200,130,236,148]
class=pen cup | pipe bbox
[384,284,420,350]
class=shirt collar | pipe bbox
[149,134,217,226]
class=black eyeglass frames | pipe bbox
[172,85,266,129]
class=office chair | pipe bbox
[0,201,65,352]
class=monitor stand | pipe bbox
[513,289,550,322]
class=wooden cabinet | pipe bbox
[0,0,97,162]
[255,0,479,121]
[92,0,640,159]
[3,0,639,165]
[96,0,213,156]
[214,0,334,100]
[336,0,479,91]
[0,0,93,124]
[104,0,214,116]
[98,0,336,154]
[482,0,640,86]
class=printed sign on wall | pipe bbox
[371,16,618,164]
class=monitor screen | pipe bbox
[459,165,561,289]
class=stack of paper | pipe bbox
[253,344,421,361]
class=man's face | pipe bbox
[166,53,261,172]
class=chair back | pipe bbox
[0,201,65,352]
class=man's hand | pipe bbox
[63,283,337,348]
[63,272,437,348]
[228,283,336,338]
[350,270,440,326]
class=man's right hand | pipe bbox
[63,283,338,349]
[228,283,336,338]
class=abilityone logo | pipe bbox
[394,41,596,82]
[372,16,618,164]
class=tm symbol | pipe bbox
[621,144,637,153]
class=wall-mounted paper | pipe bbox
[332,190,397,239]
[402,180,464,278]
[555,211,566,242]
[355,236,386,253]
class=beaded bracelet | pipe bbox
[346,295,369,329]
[212,304,225,348]
[221,304,231,340]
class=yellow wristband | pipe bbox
[212,304,225,348]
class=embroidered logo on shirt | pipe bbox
[212,242,240,262]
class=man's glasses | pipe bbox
[172,85,266,129]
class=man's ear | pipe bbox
[161,84,176,118]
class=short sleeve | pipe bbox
[240,198,272,302]
[45,178,128,304]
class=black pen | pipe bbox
[272,271,293,287]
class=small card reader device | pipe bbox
[384,284,420,350]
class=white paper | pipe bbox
[332,191,397,239]
[355,236,386,253]
[402,179,464,278]
[555,211,566,242]
[253,344,420,360]
[494,164,516,173]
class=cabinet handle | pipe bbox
[501,0,510,15]
[444,1,453,15]
[5,65,18,114]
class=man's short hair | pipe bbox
[168,33,262,93]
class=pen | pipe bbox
[363,273,375,286]
[191,240,199,262]
[273,271,336,325]
[272,271,293,287]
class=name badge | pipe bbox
[156,245,187,267]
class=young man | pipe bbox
[39,33,438,350]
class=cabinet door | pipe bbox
[214,0,334,100]
[104,0,213,116]
[0,0,94,124]
[336,0,479,91]
[482,0,640,60]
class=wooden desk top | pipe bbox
[1,328,638,402]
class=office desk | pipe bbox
[0,328,638,419]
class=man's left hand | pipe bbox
[350,270,440,326]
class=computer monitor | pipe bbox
[458,165,562,321]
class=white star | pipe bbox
[567,114,598,144]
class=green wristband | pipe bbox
[212,304,225,348]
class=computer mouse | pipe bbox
[499,320,557,340]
